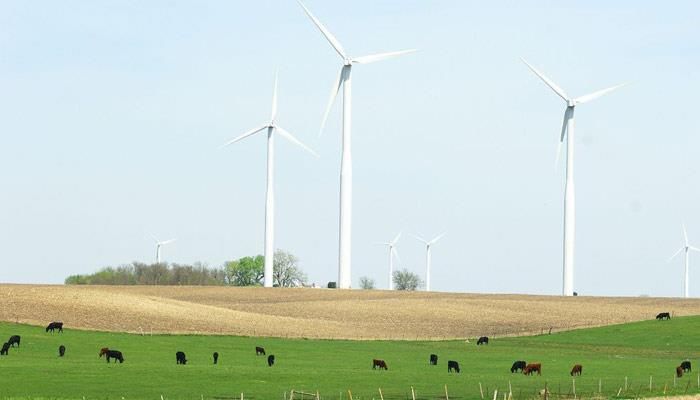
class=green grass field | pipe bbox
[1,317,699,400]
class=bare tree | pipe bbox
[273,249,307,287]
[392,268,422,291]
[359,276,375,289]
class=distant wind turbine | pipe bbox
[297,0,416,289]
[377,232,402,290]
[668,224,700,298]
[222,72,318,288]
[152,236,176,265]
[413,233,445,292]
[522,58,626,297]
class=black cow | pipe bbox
[256,346,266,356]
[46,322,64,333]
[448,360,460,373]
[213,352,219,364]
[372,359,388,370]
[570,364,583,376]
[511,360,527,373]
[681,361,692,372]
[656,312,671,320]
[267,354,275,367]
[430,354,438,365]
[99,348,124,363]
[477,336,489,345]
[176,351,187,365]
[58,345,66,357]
[0,343,9,355]
[7,335,20,348]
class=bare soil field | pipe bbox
[2,284,699,340]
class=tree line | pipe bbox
[65,249,306,287]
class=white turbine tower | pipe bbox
[152,236,176,265]
[668,224,700,298]
[522,58,626,297]
[222,72,318,288]
[413,233,445,292]
[298,0,416,289]
[378,232,401,290]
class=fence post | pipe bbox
[378,388,384,400]
[411,386,416,400]
[480,382,485,399]
[650,375,653,392]
[445,384,449,400]
[347,389,353,400]
[624,376,628,392]
[572,378,576,399]
[598,378,602,394]
[509,381,513,398]
[493,389,498,400]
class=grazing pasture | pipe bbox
[0,317,699,399]
[4,284,700,339]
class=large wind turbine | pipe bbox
[222,72,318,288]
[522,58,625,297]
[413,233,445,292]
[378,232,401,290]
[668,224,700,298]
[297,0,415,289]
[152,236,176,265]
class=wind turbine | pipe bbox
[222,72,318,288]
[152,236,176,265]
[377,232,401,290]
[522,58,626,297]
[413,233,445,292]
[668,224,700,298]
[297,0,416,289]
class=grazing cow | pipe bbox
[176,351,187,365]
[99,348,124,363]
[267,354,275,367]
[256,346,266,356]
[46,322,64,333]
[477,336,489,345]
[447,360,460,373]
[58,345,66,357]
[570,364,583,376]
[0,342,9,355]
[8,335,20,348]
[677,366,684,378]
[656,312,671,320]
[213,352,219,364]
[372,359,388,370]
[681,361,692,372]
[523,363,542,376]
[511,361,527,373]
[430,354,438,365]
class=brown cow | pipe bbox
[523,363,542,375]
[372,359,388,370]
[570,364,582,376]
[677,366,684,378]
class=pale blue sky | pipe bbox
[1,1,699,296]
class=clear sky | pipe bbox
[1,1,699,296]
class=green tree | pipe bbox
[224,255,264,286]
[359,276,375,289]
[273,249,307,287]
[392,269,422,291]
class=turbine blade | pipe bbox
[574,83,627,105]
[411,234,428,244]
[271,70,279,121]
[429,232,446,245]
[520,58,569,101]
[319,66,344,137]
[150,234,159,243]
[296,0,347,59]
[690,246,700,252]
[556,107,573,170]
[683,223,689,246]
[352,49,417,64]
[160,239,176,245]
[275,125,320,158]
[221,124,268,148]
[668,247,684,262]
[391,247,401,263]
[391,232,402,245]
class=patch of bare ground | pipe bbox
[1,284,699,340]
